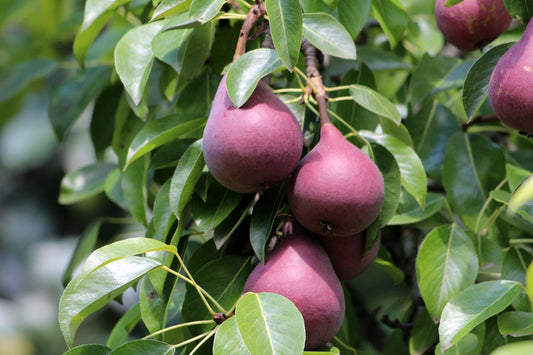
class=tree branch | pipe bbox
[301,38,330,126]
[233,1,267,61]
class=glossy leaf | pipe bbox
[226,48,283,107]
[442,133,506,230]
[109,339,174,355]
[63,344,111,355]
[81,0,130,30]
[169,139,205,218]
[416,224,479,322]
[190,0,227,23]
[371,0,408,48]
[115,21,166,105]
[152,0,192,20]
[121,156,148,226]
[125,117,206,168]
[59,256,162,347]
[73,11,114,68]
[265,0,303,71]
[349,85,401,125]
[463,43,515,120]
[337,0,371,39]
[59,163,117,205]
[104,169,128,210]
[302,13,356,60]
[0,59,57,104]
[152,27,194,74]
[490,341,533,355]
[161,11,201,30]
[389,192,446,225]
[235,292,306,354]
[250,183,287,263]
[439,280,522,350]
[497,311,533,337]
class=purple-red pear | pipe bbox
[203,76,303,193]
[434,0,512,51]
[489,17,533,135]
[243,232,345,349]
[320,231,380,280]
[288,123,384,236]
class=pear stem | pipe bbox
[233,1,267,61]
[301,38,331,127]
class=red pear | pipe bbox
[243,232,345,349]
[489,17,533,135]
[288,123,384,236]
[434,0,512,51]
[203,76,303,193]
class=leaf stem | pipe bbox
[474,177,508,234]
[170,330,216,349]
[509,239,533,244]
[188,329,217,355]
[283,97,303,104]
[332,336,358,354]
[327,96,354,102]
[325,85,352,92]
[273,88,306,93]
[142,320,216,340]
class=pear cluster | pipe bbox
[202,77,385,348]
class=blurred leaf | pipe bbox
[503,0,533,23]
[349,85,401,125]
[371,0,408,48]
[299,0,332,12]
[510,174,533,209]
[371,143,401,228]
[265,0,303,71]
[91,84,123,158]
[361,131,427,208]
[337,0,371,39]
[250,183,287,263]
[506,164,531,192]
[62,219,103,286]
[63,344,111,355]
[302,13,356,59]
[526,259,533,306]
[439,280,522,350]
[226,49,283,107]
[389,192,446,225]
[74,11,114,68]
[497,311,533,337]
[463,43,514,121]
[126,117,206,168]
[409,309,438,355]
[153,180,175,241]
[105,169,128,210]
[49,66,111,141]
[0,59,57,104]
[59,163,117,205]
[115,21,166,105]
[190,0,226,23]
[121,156,148,226]
[81,0,131,30]
[169,139,205,218]
[106,303,142,348]
[357,46,412,71]
[59,256,162,347]
[374,257,404,284]
[416,224,479,322]
[442,133,506,230]
[152,0,192,20]
[491,341,533,355]
[109,339,174,354]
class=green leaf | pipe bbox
[439,280,523,350]
[265,0,303,71]
[121,157,148,226]
[104,169,128,210]
[463,43,514,120]
[408,309,438,355]
[389,191,446,225]
[302,13,356,60]
[63,344,111,355]
[502,247,533,285]
[337,0,371,39]
[361,131,427,207]
[190,0,227,23]
[506,163,531,192]
[497,311,533,337]
[73,11,114,69]
[491,341,533,355]
[528,256,533,306]
[59,163,117,205]
[152,27,194,74]
[357,46,412,71]
[349,85,401,125]
[213,317,251,355]
[109,339,174,355]
[176,22,215,80]
[115,21,166,105]
[371,143,401,228]
[371,0,408,48]
[62,219,103,287]
[510,174,533,210]
[81,0,131,30]
[169,139,205,218]
[161,11,201,30]
[152,0,192,21]
[106,303,142,348]
[435,333,479,355]
[49,66,111,141]
[59,256,162,347]
[126,117,206,168]
[442,133,506,230]
[0,59,57,104]
[416,224,479,322]
[503,0,533,23]
[236,292,306,354]
[226,48,283,107]
[153,180,175,241]
[250,183,287,263]
[91,84,123,158]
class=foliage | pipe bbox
[2,0,533,354]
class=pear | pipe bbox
[434,0,512,51]
[287,123,384,236]
[243,231,345,349]
[319,231,380,280]
[202,76,303,193]
[489,17,533,135]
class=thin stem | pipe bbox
[188,329,217,355]
[283,97,303,104]
[333,336,358,354]
[142,320,216,340]
[273,88,306,93]
[234,0,252,9]
[509,239,533,244]
[170,330,215,349]
[217,13,248,20]
[233,2,267,61]
[327,96,354,102]
[474,177,508,234]
[325,85,352,92]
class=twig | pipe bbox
[233,2,267,61]
[301,38,330,126]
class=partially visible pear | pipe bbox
[320,231,380,280]
[434,0,512,51]
[243,231,345,349]
[203,76,303,193]
[288,123,384,236]
[489,17,533,135]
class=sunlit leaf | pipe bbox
[302,13,356,60]
[349,85,401,125]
